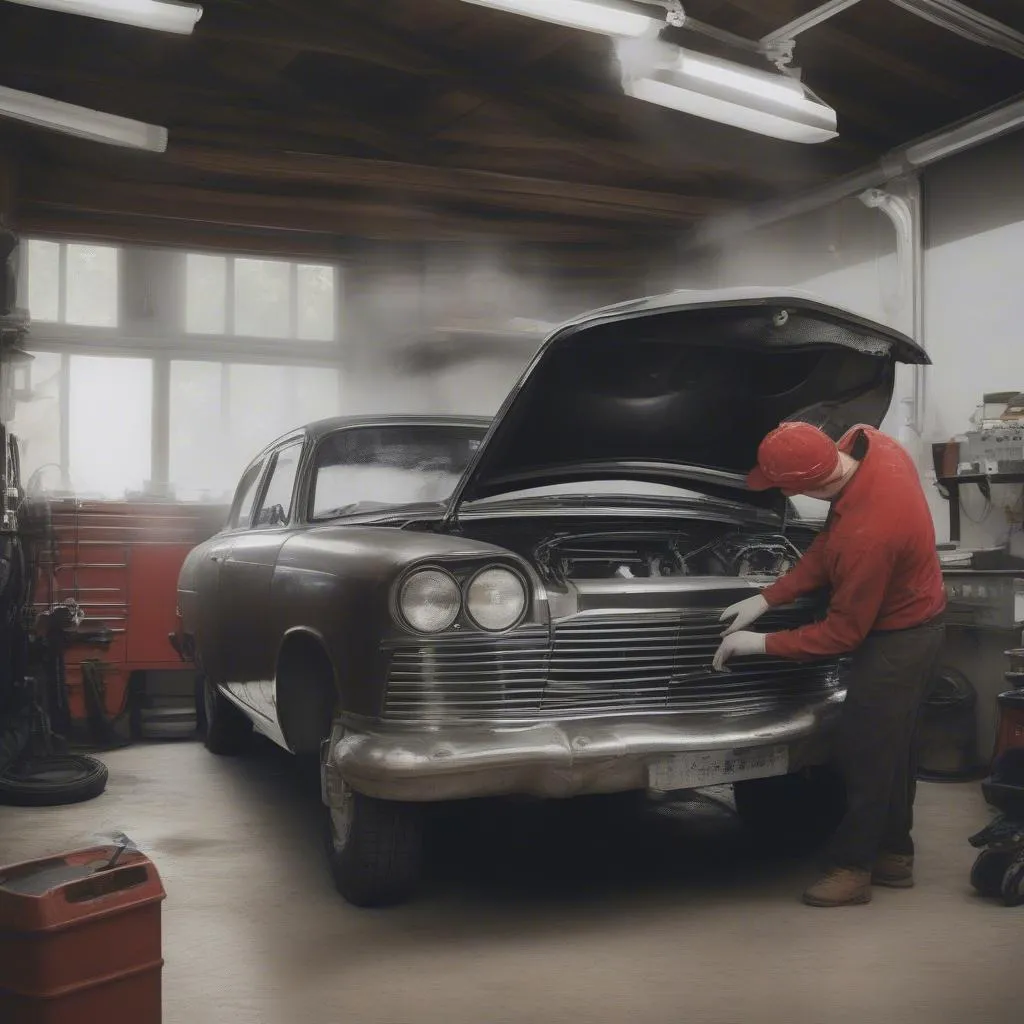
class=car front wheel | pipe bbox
[323,778,424,907]
[200,674,252,756]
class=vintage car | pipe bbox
[176,288,929,906]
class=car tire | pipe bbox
[323,781,424,907]
[201,674,252,756]
[733,768,846,849]
[0,754,109,807]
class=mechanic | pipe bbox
[713,421,946,908]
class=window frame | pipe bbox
[228,457,269,531]
[16,239,345,502]
[185,252,338,345]
[20,239,123,330]
[251,440,305,530]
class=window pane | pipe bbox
[296,366,340,423]
[171,362,338,494]
[253,444,302,528]
[65,244,118,327]
[234,258,289,338]
[8,350,63,491]
[185,254,227,335]
[224,363,295,479]
[169,360,230,502]
[26,240,60,323]
[297,264,335,341]
[69,356,151,498]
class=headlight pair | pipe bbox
[398,566,527,634]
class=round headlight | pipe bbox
[466,567,527,631]
[399,569,460,633]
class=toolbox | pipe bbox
[0,844,165,1023]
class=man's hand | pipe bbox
[712,631,766,672]
[719,594,768,636]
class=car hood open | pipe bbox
[448,289,928,513]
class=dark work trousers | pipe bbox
[826,616,946,871]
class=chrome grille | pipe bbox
[382,609,840,723]
[384,627,549,720]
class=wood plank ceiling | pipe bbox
[0,0,1022,255]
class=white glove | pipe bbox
[712,631,766,672]
[719,594,769,636]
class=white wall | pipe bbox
[920,129,1024,547]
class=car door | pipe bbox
[192,456,268,685]
[219,438,305,720]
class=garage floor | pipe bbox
[0,740,1017,1024]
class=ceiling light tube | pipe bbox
[5,0,203,35]
[0,85,168,151]
[621,48,838,143]
[459,0,659,37]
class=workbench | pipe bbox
[937,473,1024,543]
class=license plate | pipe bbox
[647,745,789,792]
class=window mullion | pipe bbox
[225,257,235,336]
[59,352,70,489]
[289,261,298,340]
[57,243,67,324]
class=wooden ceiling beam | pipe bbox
[22,171,658,244]
[160,144,730,223]
[204,2,659,177]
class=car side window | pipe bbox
[231,459,266,530]
[252,442,303,529]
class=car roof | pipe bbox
[252,414,492,459]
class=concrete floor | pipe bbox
[0,739,1018,1024]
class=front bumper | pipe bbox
[323,693,845,803]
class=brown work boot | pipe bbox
[802,868,872,907]
[872,853,914,888]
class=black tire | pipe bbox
[734,768,847,850]
[1000,850,1024,907]
[0,754,108,807]
[971,847,1012,898]
[201,674,252,756]
[323,786,424,907]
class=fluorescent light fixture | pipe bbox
[5,0,203,35]
[621,48,838,144]
[0,85,168,151]
[459,0,658,37]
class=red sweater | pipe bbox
[763,426,946,661]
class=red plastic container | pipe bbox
[0,845,165,1023]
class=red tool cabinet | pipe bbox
[33,500,224,723]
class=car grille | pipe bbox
[382,608,841,724]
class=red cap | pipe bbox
[747,422,840,496]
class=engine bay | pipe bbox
[534,530,804,583]
[455,517,812,585]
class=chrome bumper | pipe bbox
[322,694,845,803]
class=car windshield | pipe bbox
[311,424,485,519]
